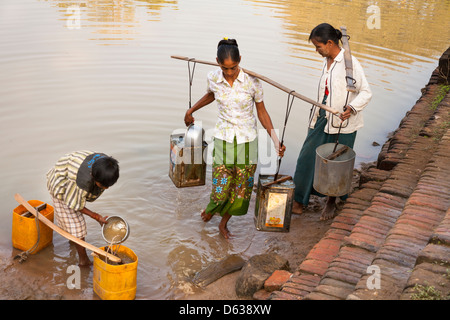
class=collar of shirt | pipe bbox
[333,48,344,63]
[323,48,344,70]
[208,68,260,144]
[216,68,245,86]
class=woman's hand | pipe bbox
[277,144,286,157]
[184,109,194,126]
[339,106,352,121]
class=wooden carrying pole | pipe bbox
[171,55,339,116]
[14,193,121,263]
[340,26,356,93]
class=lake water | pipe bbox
[1,0,449,299]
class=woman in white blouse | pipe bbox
[292,23,372,220]
[184,38,285,239]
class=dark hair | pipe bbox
[92,156,119,188]
[309,23,342,45]
[217,38,240,64]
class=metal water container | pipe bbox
[254,174,294,232]
[169,124,207,188]
[313,143,356,196]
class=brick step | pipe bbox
[302,138,435,300]
[349,129,450,300]
[269,182,383,300]
[399,135,450,300]
[377,83,441,171]
[268,86,450,301]
[308,95,449,300]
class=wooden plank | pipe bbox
[325,145,349,161]
[14,193,121,263]
[171,55,339,116]
[262,175,292,187]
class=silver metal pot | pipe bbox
[184,123,205,148]
[313,143,356,197]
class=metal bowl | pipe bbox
[102,216,130,244]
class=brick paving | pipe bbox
[269,48,450,300]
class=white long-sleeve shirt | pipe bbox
[309,48,372,134]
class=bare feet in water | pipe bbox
[201,210,213,222]
[219,213,232,239]
[201,210,233,239]
[320,196,337,221]
[292,201,303,215]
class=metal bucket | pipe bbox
[169,124,207,188]
[313,143,356,197]
[254,174,294,232]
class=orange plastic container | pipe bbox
[93,245,138,300]
[12,200,54,254]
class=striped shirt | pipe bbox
[47,150,104,211]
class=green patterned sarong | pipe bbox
[205,137,257,217]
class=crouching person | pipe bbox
[47,150,119,266]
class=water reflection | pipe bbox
[48,0,178,44]
[248,0,450,60]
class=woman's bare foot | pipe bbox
[292,201,303,215]
[201,210,213,222]
[219,225,233,239]
[320,197,337,220]
[219,213,232,239]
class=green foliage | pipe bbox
[411,284,449,300]
[430,84,450,110]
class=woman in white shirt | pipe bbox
[184,38,285,239]
[292,23,372,220]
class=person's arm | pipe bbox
[255,101,286,157]
[80,207,108,226]
[184,91,215,126]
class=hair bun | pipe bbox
[335,29,343,40]
[218,38,238,48]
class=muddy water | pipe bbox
[0,0,449,299]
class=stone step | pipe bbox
[269,183,382,300]
[345,127,450,300]
[377,83,442,171]
[296,93,449,300]
[400,208,450,300]
[268,77,450,300]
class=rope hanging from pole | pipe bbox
[274,90,295,181]
[14,207,41,263]
[187,58,196,109]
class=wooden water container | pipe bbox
[169,131,207,188]
[254,174,294,232]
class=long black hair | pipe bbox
[309,23,342,45]
[217,38,240,64]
